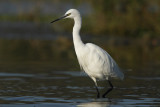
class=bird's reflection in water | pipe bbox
[77,101,111,107]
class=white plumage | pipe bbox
[76,43,124,80]
[51,9,124,98]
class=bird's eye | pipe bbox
[67,13,71,16]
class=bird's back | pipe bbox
[76,43,124,80]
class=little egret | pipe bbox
[51,9,124,98]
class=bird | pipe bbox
[51,9,124,98]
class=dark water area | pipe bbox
[0,62,159,107]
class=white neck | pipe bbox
[72,15,84,50]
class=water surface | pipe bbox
[0,62,159,107]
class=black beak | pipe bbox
[50,15,68,23]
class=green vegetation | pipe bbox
[1,0,160,37]
[87,0,160,37]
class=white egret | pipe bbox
[51,9,124,98]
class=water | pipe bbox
[0,62,159,107]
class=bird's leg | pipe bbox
[95,85,100,98]
[91,77,100,98]
[102,80,113,98]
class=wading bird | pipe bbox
[51,9,124,98]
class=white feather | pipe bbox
[76,43,124,80]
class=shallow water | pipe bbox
[0,63,159,107]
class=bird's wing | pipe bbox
[85,43,124,80]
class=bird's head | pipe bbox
[64,9,80,19]
[51,9,80,23]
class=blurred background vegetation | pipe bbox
[0,0,160,70]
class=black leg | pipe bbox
[95,86,100,98]
[102,80,113,98]
[91,77,100,98]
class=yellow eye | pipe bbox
[67,13,71,16]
